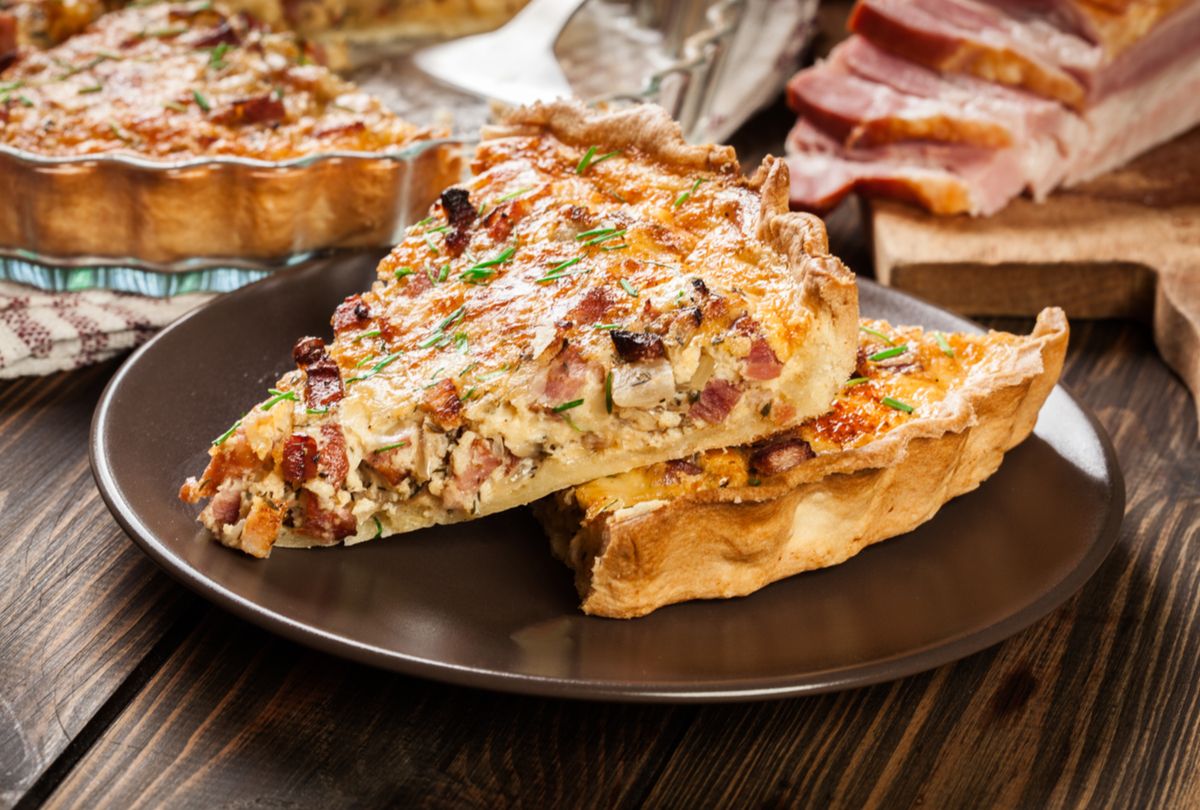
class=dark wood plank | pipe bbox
[0,363,200,807]
[636,319,1200,810]
[42,611,695,808]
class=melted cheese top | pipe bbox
[0,1,427,158]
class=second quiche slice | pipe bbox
[181,100,859,557]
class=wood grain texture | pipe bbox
[870,126,1200,426]
[0,363,200,808]
[34,318,1200,810]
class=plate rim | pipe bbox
[89,268,1126,703]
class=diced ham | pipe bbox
[745,338,784,381]
[663,459,703,483]
[366,439,415,486]
[214,94,287,126]
[689,379,741,424]
[540,344,598,404]
[208,488,243,527]
[749,435,815,476]
[442,438,503,512]
[282,433,319,485]
[299,491,356,542]
[318,423,348,486]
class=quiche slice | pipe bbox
[180,100,860,558]
[0,1,461,262]
[533,308,1069,618]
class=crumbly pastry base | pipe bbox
[536,308,1069,619]
[0,143,463,264]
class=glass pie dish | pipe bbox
[0,0,817,296]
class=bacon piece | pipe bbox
[292,336,344,408]
[541,344,597,404]
[610,330,666,363]
[0,12,16,68]
[318,423,348,486]
[332,294,370,333]
[299,491,356,542]
[421,378,464,430]
[281,433,319,484]
[241,497,283,557]
[439,187,476,256]
[749,435,815,476]
[366,443,413,486]
[314,120,365,139]
[689,379,741,424]
[569,286,616,325]
[208,488,243,526]
[663,458,703,483]
[180,432,261,501]
[745,337,783,380]
[214,94,286,127]
[456,438,502,494]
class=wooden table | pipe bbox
[3,101,1200,808]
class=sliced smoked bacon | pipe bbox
[785,0,1200,216]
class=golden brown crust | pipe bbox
[536,308,1069,618]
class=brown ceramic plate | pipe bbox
[90,253,1123,702]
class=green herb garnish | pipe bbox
[346,352,402,383]
[604,371,613,413]
[460,246,515,282]
[436,305,466,333]
[933,332,955,357]
[262,388,297,410]
[208,42,230,69]
[373,516,383,538]
[601,244,629,252]
[353,329,381,342]
[305,407,328,415]
[476,366,510,383]
[78,84,103,94]
[355,355,376,368]
[868,345,908,362]
[860,325,894,345]
[495,186,532,203]
[575,146,619,175]
[843,377,869,388]
[192,90,211,112]
[211,419,241,446]
[580,228,627,247]
[618,279,638,297]
[882,397,914,413]
[454,332,469,354]
[376,440,411,453]
[394,266,414,280]
[535,256,585,284]
[164,100,187,112]
[552,398,584,413]
[673,177,706,208]
[575,226,617,240]
[593,323,622,330]
[425,234,440,254]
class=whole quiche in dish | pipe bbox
[0,0,461,263]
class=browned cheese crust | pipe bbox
[180,100,859,558]
[0,1,461,261]
[534,308,1069,618]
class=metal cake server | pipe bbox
[412,0,587,107]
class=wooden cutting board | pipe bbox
[869,126,1200,426]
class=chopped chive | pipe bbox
[78,84,103,94]
[748,477,762,487]
[355,355,376,368]
[347,351,402,382]
[618,279,638,297]
[424,234,440,254]
[414,216,435,228]
[262,388,298,410]
[581,228,627,247]
[454,332,469,354]
[394,266,414,279]
[575,226,617,240]
[933,331,955,357]
[16,94,34,107]
[208,42,230,69]
[192,89,211,112]
[373,516,383,538]
[0,80,23,93]
[417,332,452,350]
[426,224,450,233]
[860,325,894,345]
[601,244,629,252]
[607,190,630,205]
[868,345,908,362]
[576,146,619,175]
[305,406,328,415]
[476,365,510,382]
[496,186,531,203]
[593,323,622,330]
[882,396,914,413]
[460,246,515,282]
[436,305,466,332]
[461,385,478,401]
[604,370,613,413]
[353,329,381,342]
[421,369,445,389]
[437,264,449,283]
[673,177,706,208]
[552,398,584,413]
[376,440,411,453]
[469,246,516,270]
[843,377,869,388]
[561,413,582,432]
[535,256,585,284]
[108,120,132,143]
[599,498,620,512]
[459,361,478,376]
[211,419,241,446]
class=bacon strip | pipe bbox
[749,435,815,476]
[689,379,741,424]
[292,336,344,409]
[440,187,476,256]
[282,434,318,485]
